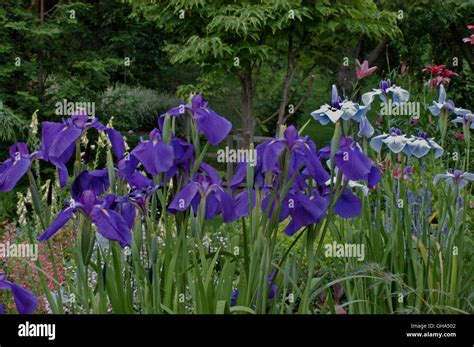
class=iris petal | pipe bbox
[71,169,109,199]
[0,157,30,192]
[334,138,372,181]
[105,128,125,160]
[37,206,76,241]
[284,191,327,236]
[262,140,285,173]
[334,188,362,218]
[370,134,388,153]
[168,182,200,213]
[233,189,255,219]
[382,135,408,153]
[357,116,374,138]
[404,138,431,158]
[90,207,132,248]
[193,107,232,145]
[0,279,38,314]
[132,138,174,176]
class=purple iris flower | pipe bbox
[0,273,38,314]
[117,154,153,190]
[230,143,266,190]
[0,142,38,192]
[230,289,239,307]
[333,137,381,188]
[131,128,174,177]
[262,126,330,185]
[433,170,474,189]
[116,185,160,215]
[159,94,232,145]
[230,271,278,307]
[168,172,237,222]
[104,129,154,190]
[403,131,444,159]
[37,190,133,248]
[168,163,250,222]
[198,162,223,185]
[40,110,119,187]
[122,128,193,182]
[166,136,194,178]
[71,169,109,199]
[262,188,328,236]
[280,190,328,236]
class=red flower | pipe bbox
[423,64,459,86]
[442,68,459,78]
[423,64,445,75]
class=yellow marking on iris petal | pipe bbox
[101,208,110,217]
[429,211,438,229]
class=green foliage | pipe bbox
[0,191,17,221]
[449,63,474,111]
[131,0,401,136]
[96,84,181,132]
[0,0,194,129]
[389,0,473,76]
[0,100,25,143]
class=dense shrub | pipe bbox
[0,100,25,143]
[96,84,180,132]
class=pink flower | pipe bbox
[356,59,377,80]
[427,75,451,88]
[454,132,465,140]
[401,62,408,75]
[410,118,420,126]
[463,35,474,44]
[375,117,384,126]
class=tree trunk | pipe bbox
[336,38,387,97]
[276,33,296,133]
[239,70,254,146]
[450,25,474,72]
[336,44,361,96]
[37,0,45,99]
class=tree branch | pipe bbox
[282,73,316,124]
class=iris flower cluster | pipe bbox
[0,95,233,260]
[3,73,469,314]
